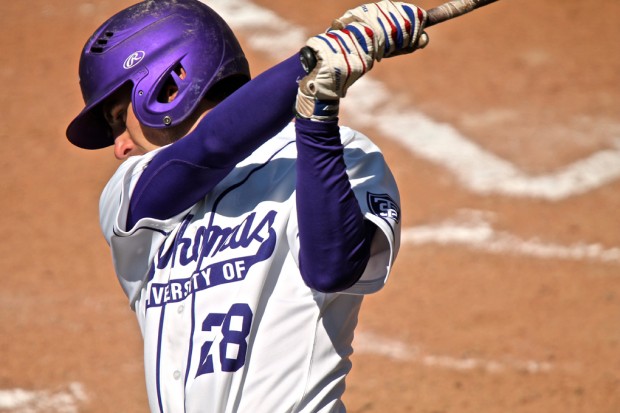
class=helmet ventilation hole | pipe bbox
[90,32,115,54]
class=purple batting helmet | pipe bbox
[66,0,250,149]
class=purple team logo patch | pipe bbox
[367,192,400,224]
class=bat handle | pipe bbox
[425,0,499,27]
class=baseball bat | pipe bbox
[300,0,500,73]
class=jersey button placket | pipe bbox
[174,305,185,381]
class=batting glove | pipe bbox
[296,22,375,120]
[333,1,429,60]
[295,1,428,121]
[302,22,376,100]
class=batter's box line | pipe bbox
[353,331,572,375]
[345,76,620,201]
[401,210,620,265]
[0,382,87,413]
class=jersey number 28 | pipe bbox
[196,303,253,377]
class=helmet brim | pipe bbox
[66,95,115,150]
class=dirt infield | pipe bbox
[1,0,619,412]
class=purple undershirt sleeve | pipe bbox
[126,53,307,228]
[295,117,376,293]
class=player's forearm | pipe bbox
[295,118,375,293]
[126,53,306,228]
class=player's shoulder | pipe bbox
[103,149,162,192]
[339,125,382,153]
[242,122,383,165]
[340,125,379,150]
[100,149,165,220]
[239,122,297,166]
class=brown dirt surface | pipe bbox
[1,0,619,412]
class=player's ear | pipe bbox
[158,65,187,103]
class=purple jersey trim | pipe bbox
[127,53,306,228]
[155,305,166,413]
[295,118,375,292]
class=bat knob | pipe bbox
[299,46,317,74]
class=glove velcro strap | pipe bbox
[313,100,340,118]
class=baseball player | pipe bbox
[66,0,428,411]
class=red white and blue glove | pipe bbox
[296,1,428,121]
[333,0,429,60]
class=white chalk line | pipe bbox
[0,382,87,413]
[206,0,620,201]
[346,78,620,201]
[402,209,620,264]
[354,331,556,374]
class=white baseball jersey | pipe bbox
[99,123,401,413]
